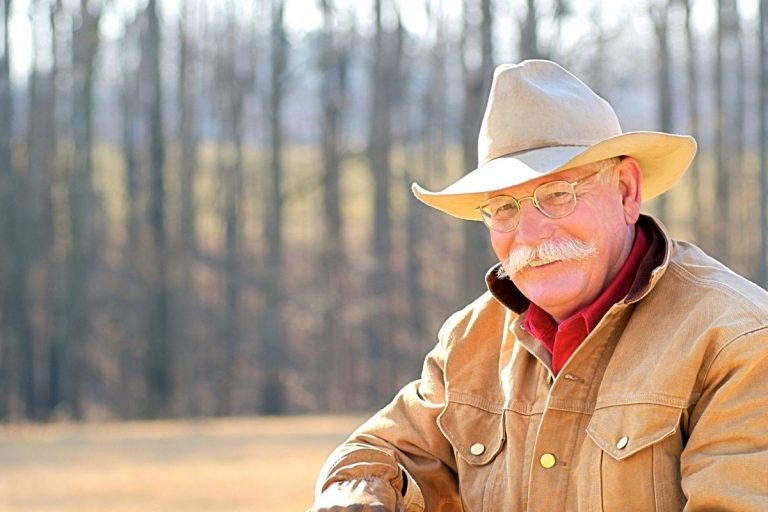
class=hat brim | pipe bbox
[412,131,697,221]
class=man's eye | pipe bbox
[494,202,517,218]
[542,190,571,204]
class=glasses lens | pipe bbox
[481,197,519,232]
[535,181,576,218]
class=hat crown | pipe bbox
[478,60,622,166]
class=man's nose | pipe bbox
[515,200,554,244]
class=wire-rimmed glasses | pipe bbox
[477,170,605,233]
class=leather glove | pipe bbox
[308,478,402,512]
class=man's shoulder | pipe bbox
[437,290,513,347]
[660,240,768,325]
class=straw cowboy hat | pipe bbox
[412,59,697,220]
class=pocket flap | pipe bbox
[437,400,505,465]
[586,403,682,461]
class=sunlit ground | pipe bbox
[0,415,365,512]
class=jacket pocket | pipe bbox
[438,399,506,464]
[437,398,506,511]
[586,403,685,511]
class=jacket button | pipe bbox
[470,443,486,456]
[616,436,629,450]
[540,453,556,468]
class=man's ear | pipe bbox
[616,156,642,225]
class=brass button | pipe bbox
[616,436,629,450]
[539,453,556,469]
[470,443,486,456]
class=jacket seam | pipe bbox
[446,391,505,414]
[593,393,691,409]
[698,325,768,389]
[667,261,768,322]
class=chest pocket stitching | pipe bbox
[586,403,683,461]
[437,400,506,465]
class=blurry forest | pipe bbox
[0,0,766,421]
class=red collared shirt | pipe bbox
[523,225,650,375]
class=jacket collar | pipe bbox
[485,214,672,315]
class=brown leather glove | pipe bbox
[308,478,403,512]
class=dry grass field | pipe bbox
[0,415,365,512]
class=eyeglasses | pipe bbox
[477,169,605,233]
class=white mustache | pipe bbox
[497,238,597,279]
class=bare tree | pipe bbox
[713,0,742,262]
[317,0,350,410]
[0,0,20,419]
[144,0,172,418]
[213,3,254,416]
[519,0,542,59]
[404,0,448,357]
[649,0,673,223]
[47,0,103,420]
[178,0,199,258]
[259,0,288,414]
[113,11,146,419]
[174,0,200,417]
[364,0,405,405]
[460,0,495,302]
[680,0,703,246]
[18,0,62,420]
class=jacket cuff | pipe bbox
[316,447,424,511]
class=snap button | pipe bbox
[616,436,629,450]
[470,443,486,456]
[539,453,556,469]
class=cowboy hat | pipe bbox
[412,59,697,220]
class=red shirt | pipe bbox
[523,226,651,375]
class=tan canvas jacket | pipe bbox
[315,216,768,511]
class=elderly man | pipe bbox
[309,60,768,511]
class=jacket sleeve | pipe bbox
[314,314,462,511]
[681,326,768,510]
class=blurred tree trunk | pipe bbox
[216,5,252,416]
[713,0,741,263]
[760,0,767,286]
[0,0,15,418]
[260,0,288,414]
[144,0,172,418]
[681,0,703,246]
[519,0,542,59]
[30,0,59,420]
[121,23,141,256]
[587,4,608,95]
[405,0,447,355]
[176,0,200,416]
[650,1,672,223]
[117,13,143,419]
[365,0,403,406]
[22,0,60,420]
[179,1,199,258]
[49,0,102,420]
[317,0,349,411]
[460,0,495,302]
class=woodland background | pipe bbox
[0,0,766,422]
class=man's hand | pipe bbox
[308,478,402,512]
